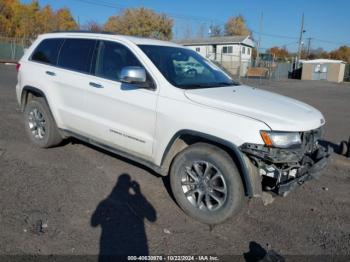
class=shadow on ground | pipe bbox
[320,139,349,157]
[91,174,157,262]
[67,137,176,203]
[243,241,285,262]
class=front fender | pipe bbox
[161,130,262,197]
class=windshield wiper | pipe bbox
[178,82,239,89]
[208,82,237,86]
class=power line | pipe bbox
[71,0,349,47]
[250,30,298,40]
[72,0,123,10]
[260,41,298,51]
[72,0,221,23]
[73,0,301,38]
[313,38,349,46]
[283,41,299,46]
[72,0,303,40]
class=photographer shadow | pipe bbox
[91,173,157,262]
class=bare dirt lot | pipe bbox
[0,64,349,260]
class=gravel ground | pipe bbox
[0,64,349,260]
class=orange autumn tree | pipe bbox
[0,0,16,36]
[329,46,350,63]
[82,20,103,33]
[267,46,290,60]
[54,8,78,32]
[224,15,251,36]
[0,0,78,38]
[104,7,173,40]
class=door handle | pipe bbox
[46,71,56,76]
[89,82,103,88]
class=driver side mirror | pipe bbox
[120,66,146,84]
[120,66,154,89]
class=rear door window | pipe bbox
[58,38,96,74]
[31,38,64,65]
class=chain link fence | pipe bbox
[0,37,32,62]
[206,52,254,81]
[344,64,350,82]
[204,52,293,82]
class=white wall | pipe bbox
[185,43,253,76]
[240,45,252,61]
[186,45,213,58]
[216,44,252,62]
[216,44,253,76]
[187,44,252,62]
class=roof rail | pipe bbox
[51,30,115,35]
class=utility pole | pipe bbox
[296,13,305,68]
[208,20,213,37]
[256,12,263,66]
[77,16,81,30]
[306,37,312,58]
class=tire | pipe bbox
[339,141,348,156]
[170,143,245,224]
[24,97,62,148]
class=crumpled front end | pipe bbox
[240,128,332,196]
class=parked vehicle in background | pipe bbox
[15,32,330,224]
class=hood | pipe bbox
[184,85,325,131]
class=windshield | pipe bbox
[138,45,240,89]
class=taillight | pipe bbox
[16,63,21,72]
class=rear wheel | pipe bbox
[24,97,62,148]
[170,143,245,224]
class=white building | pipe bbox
[301,59,346,83]
[177,36,255,75]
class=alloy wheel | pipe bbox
[181,161,228,211]
[28,108,46,140]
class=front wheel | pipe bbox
[170,143,245,224]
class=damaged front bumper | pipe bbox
[276,146,330,196]
[240,132,332,196]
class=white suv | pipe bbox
[16,32,330,224]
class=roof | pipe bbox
[175,35,254,47]
[38,31,182,47]
[301,59,345,64]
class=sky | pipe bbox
[22,0,350,52]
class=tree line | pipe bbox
[0,0,251,40]
[1,0,349,62]
[266,46,350,64]
[0,0,174,40]
[0,0,78,38]
[82,11,252,40]
[209,15,251,37]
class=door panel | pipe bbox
[52,38,97,134]
[83,41,157,158]
[84,78,157,158]
[50,68,93,134]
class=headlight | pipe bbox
[260,131,302,148]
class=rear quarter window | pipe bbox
[30,38,64,65]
